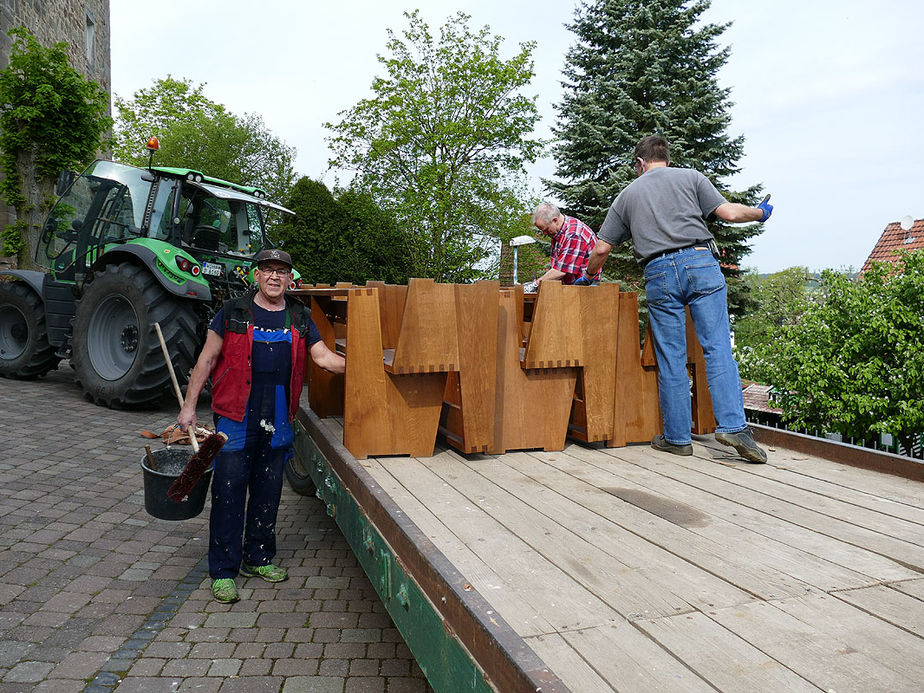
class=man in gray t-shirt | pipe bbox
[597,166,726,266]
[578,135,773,463]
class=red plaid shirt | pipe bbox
[551,216,601,284]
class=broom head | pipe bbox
[166,432,229,502]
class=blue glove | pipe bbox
[757,194,773,222]
[574,275,594,286]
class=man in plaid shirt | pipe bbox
[531,202,602,285]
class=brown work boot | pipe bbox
[651,435,693,456]
[715,429,767,463]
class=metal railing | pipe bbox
[745,411,924,460]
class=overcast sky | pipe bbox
[110,0,924,274]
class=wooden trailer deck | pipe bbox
[297,411,924,692]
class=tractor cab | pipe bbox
[37,160,151,282]
[37,159,294,298]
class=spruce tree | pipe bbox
[549,0,763,316]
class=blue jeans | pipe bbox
[209,428,288,579]
[643,247,748,445]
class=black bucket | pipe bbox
[141,448,213,521]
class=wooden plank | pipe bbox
[362,457,559,638]
[708,595,923,691]
[383,375,448,457]
[641,320,657,367]
[392,278,459,373]
[731,453,924,526]
[523,632,620,693]
[492,290,576,453]
[614,443,924,572]
[299,410,571,693]
[565,443,916,586]
[612,292,660,446]
[891,577,924,601]
[471,451,755,613]
[343,288,390,459]
[375,282,406,350]
[452,281,499,453]
[316,412,924,692]
[685,307,716,434]
[758,448,924,508]
[636,611,817,692]
[425,453,705,620]
[559,622,717,693]
[536,445,875,597]
[522,282,583,368]
[775,590,924,679]
[576,282,620,442]
[835,584,924,637]
[377,454,620,631]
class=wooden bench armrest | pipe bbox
[334,338,397,373]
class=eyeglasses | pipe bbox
[259,266,291,276]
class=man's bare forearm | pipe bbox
[585,240,614,276]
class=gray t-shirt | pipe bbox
[597,166,726,265]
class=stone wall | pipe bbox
[0,0,111,268]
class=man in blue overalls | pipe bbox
[178,249,345,603]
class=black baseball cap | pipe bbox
[253,248,293,269]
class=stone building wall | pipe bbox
[0,0,111,266]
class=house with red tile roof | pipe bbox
[862,218,924,273]
[741,382,783,427]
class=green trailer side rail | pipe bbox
[293,406,568,693]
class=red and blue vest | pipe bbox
[209,295,310,423]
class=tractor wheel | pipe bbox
[0,281,61,379]
[71,262,199,408]
[285,453,318,497]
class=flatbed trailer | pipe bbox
[293,407,924,692]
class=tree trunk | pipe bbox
[16,149,54,271]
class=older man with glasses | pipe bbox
[179,248,344,603]
[530,202,601,287]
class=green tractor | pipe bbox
[0,158,295,407]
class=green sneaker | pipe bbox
[211,578,239,603]
[240,562,288,583]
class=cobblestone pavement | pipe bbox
[0,365,432,692]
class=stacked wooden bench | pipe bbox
[292,280,715,460]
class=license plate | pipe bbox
[201,262,223,277]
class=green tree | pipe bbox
[757,252,924,453]
[734,266,814,344]
[326,11,541,282]
[276,177,412,285]
[113,76,223,158]
[0,27,111,262]
[733,266,816,381]
[113,77,295,203]
[549,0,763,317]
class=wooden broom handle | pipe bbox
[153,322,199,453]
